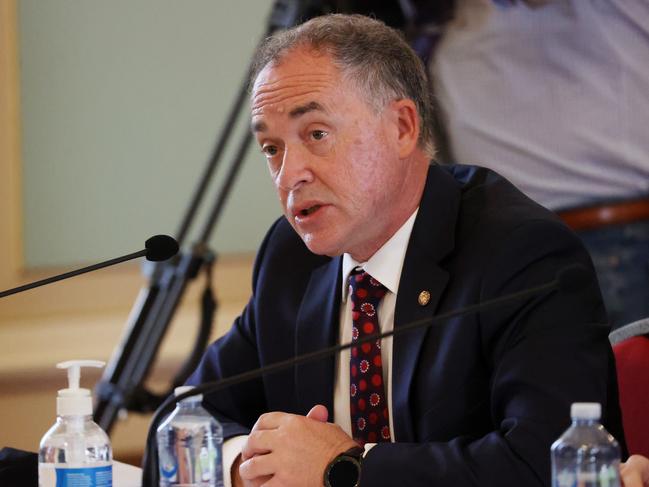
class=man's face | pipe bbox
[251,47,421,261]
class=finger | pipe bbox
[251,411,290,432]
[244,476,271,487]
[242,430,275,460]
[239,454,276,480]
[620,469,641,487]
[306,404,329,422]
[620,472,641,487]
[260,476,285,487]
[627,455,649,483]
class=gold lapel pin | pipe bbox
[418,290,431,306]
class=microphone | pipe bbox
[141,263,590,486]
[0,235,179,299]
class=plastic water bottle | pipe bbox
[551,402,621,487]
[39,360,112,487]
[157,386,224,486]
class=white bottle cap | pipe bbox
[56,360,105,416]
[570,402,601,420]
[175,385,202,402]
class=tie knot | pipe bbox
[348,269,387,307]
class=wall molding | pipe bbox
[0,0,24,290]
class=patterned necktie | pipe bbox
[348,268,391,445]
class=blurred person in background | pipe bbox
[416,0,649,328]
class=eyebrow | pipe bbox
[251,120,267,133]
[251,101,326,133]
[289,101,325,118]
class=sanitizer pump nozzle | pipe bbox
[56,360,105,416]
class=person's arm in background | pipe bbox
[621,455,649,487]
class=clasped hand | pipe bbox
[233,405,358,487]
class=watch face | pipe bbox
[328,456,361,487]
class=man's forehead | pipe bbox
[252,75,333,112]
[253,48,339,94]
[251,100,328,132]
[250,60,341,123]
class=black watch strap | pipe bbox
[324,446,364,487]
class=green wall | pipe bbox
[19,1,280,267]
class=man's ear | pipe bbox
[391,98,420,158]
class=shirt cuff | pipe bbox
[363,443,376,457]
[222,435,248,487]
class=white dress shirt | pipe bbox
[222,209,418,485]
[334,209,418,450]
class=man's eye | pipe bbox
[262,145,278,156]
[311,130,327,141]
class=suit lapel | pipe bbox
[392,164,460,441]
[294,257,342,414]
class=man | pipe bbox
[188,14,624,487]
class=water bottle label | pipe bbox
[598,465,621,487]
[39,464,112,487]
[159,447,218,483]
[159,455,178,480]
[554,466,621,487]
[555,470,575,487]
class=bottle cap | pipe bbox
[56,360,105,416]
[570,402,601,420]
[174,385,202,403]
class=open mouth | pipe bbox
[300,205,321,217]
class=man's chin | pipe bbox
[300,234,344,258]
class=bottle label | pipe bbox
[39,464,112,487]
[554,466,621,487]
[158,444,220,484]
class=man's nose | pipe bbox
[276,146,314,191]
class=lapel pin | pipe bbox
[418,290,431,306]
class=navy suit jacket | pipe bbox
[189,164,625,486]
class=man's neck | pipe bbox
[349,157,429,262]
[342,208,419,298]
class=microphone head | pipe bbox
[557,264,591,294]
[145,235,179,261]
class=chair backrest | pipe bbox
[610,318,649,458]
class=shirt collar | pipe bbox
[341,209,419,301]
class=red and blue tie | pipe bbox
[348,269,391,446]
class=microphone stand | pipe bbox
[93,0,339,435]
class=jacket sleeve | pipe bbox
[185,218,284,440]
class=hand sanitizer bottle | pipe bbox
[38,360,113,487]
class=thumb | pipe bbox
[306,404,329,422]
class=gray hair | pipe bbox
[250,14,435,156]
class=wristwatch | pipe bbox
[324,446,364,487]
